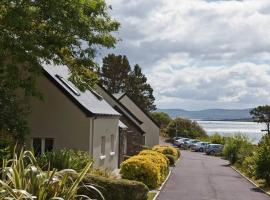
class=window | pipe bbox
[110,135,115,152]
[142,135,146,145]
[55,74,80,96]
[45,138,54,152]
[101,136,106,155]
[32,138,54,156]
[33,138,42,156]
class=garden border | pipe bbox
[231,166,270,197]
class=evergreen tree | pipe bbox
[126,64,156,111]
[100,55,156,112]
[100,54,131,93]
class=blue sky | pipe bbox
[102,0,270,110]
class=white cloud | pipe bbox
[105,0,270,109]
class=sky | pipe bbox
[102,0,270,110]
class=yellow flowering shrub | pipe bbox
[120,155,160,189]
[152,145,180,160]
[139,150,169,181]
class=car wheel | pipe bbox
[199,148,203,152]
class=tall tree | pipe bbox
[99,55,156,112]
[0,0,119,139]
[250,105,270,135]
[100,54,131,93]
[126,64,156,111]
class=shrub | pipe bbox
[241,154,256,178]
[165,154,175,166]
[79,175,149,200]
[38,149,92,171]
[139,150,169,180]
[152,145,180,160]
[209,133,225,145]
[89,168,116,179]
[166,118,207,139]
[0,149,100,199]
[120,155,160,189]
[255,136,270,185]
[223,134,254,164]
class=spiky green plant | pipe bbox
[0,150,104,200]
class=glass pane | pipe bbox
[33,138,42,156]
[111,135,115,152]
[45,138,54,152]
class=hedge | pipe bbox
[165,154,175,166]
[139,150,169,181]
[79,175,149,200]
[120,155,160,189]
[152,145,180,160]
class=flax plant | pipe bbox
[0,150,104,200]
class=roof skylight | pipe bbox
[55,74,81,96]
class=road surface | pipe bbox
[157,150,270,200]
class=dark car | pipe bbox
[205,144,223,155]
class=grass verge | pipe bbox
[147,192,157,200]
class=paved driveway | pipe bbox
[157,150,270,200]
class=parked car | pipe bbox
[175,138,190,147]
[205,144,223,155]
[191,142,210,152]
[185,139,200,148]
[173,136,182,145]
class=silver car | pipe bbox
[191,142,210,152]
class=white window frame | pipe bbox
[100,136,106,159]
[31,137,54,155]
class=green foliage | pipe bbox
[80,174,149,200]
[0,149,99,199]
[255,136,270,185]
[152,145,180,161]
[0,88,30,140]
[164,154,176,166]
[209,133,225,144]
[0,137,13,163]
[0,0,119,141]
[150,112,172,129]
[223,134,254,164]
[250,105,270,135]
[100,54,131,93]
[241,154,256,178]
[166,118,207,139]
[99,54,156,112]
[89,168,116,179]
[38,149,92,172]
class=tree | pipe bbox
[150,112,171,129]
[166,118,207,139]
[126,64,156,111]
[250,105,270,135]
[99,54,131,93]
[255,136,270,185]
[0,0,119,140]
[100,55,156,112]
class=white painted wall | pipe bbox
[28,76,119,170]
[91,117,119,170]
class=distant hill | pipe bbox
[156,108,252,121]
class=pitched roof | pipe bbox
[43,64,120,117]
[114,93,161,128]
